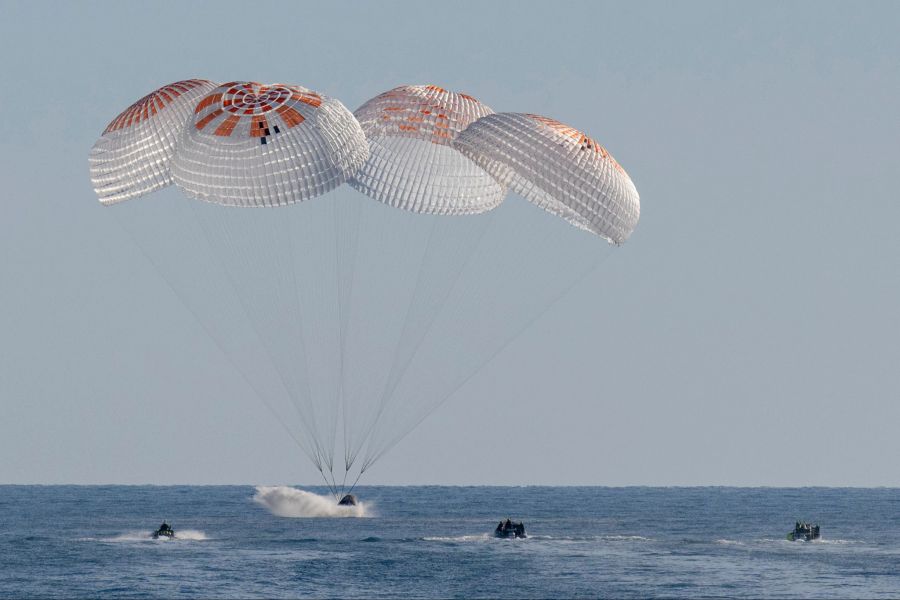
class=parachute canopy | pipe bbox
[454,112,640,244]
[349,85,506,215]
[172,81,368,207]
[89,79,217,204]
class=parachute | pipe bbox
[90,80,640,497]
[453,112,640,245]
[349,85,505,215]
[90,79,217,204]
[172,82,368,206]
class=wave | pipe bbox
[253,486,371,518]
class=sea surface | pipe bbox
[1,486,898,598]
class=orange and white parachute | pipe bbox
[349,85,506,215]
[89,79,217,204]
[454,112,640,245]
[172,82,367,207]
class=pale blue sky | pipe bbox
[1,1,898,485]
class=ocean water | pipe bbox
[1,486,898,598]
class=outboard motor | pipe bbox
[338,494,358,506]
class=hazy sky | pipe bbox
[1,1,898,486]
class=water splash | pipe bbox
[253,486,370,518]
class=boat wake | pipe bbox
[423,534,652,543]
[715,538,746,546]
[729,537,865,547]
[527,534,652,543]
[81,530,208,543]
[253,486,370,518]
[423,534,492,543]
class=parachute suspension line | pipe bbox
[344,465,366,499]
[343,213,439,467]
[324,467,341,500]
[351,212,495,464]
[357,210,545,472]
[358,204,614,472]
[319,200,351,482]
[334,196,362,474]
[187,202,329,471]
[339,204,445,474]
[281,211,333,474]
[338,201,382,472]
[317,466,339,500]
[361,238,615,472]
[335,199,351,474]
[338,468,349,499]
[108,204,317,466]
[338,199,419,472]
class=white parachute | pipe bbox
[90,80,641,497]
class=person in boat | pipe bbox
[494,518,526,538]
[153,521,174,539]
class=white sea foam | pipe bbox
[253,486,370,518]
